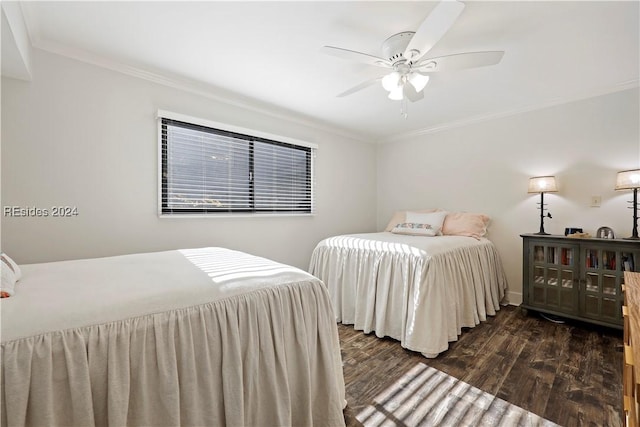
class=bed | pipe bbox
[309,226,508,358]
[1,247,346,427]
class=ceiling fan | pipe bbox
[322,1,504,106]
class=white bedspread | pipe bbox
[1,248,346,427]
[309,233,508,357]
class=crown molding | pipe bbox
[19,3,369,145]
[381,79,640,144]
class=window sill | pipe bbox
[158,212,316,219]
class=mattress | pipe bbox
[309,232,508,357]
[1,247,346,427]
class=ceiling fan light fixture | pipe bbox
[381,71,401,91]
[388,86,404,101]
[323,0,505,108]
[408,73,430,92]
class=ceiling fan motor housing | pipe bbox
[381,32,416,64]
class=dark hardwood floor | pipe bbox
[340,305,623,427]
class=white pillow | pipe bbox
[1,254,19,297]
[384,209,442,232]
[1,253,21,280]
[391,222,440,236]
[405,211,448,236]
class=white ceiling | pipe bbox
[14,1,640,141]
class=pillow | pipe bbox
[405,211,448,235]
[391,222,440,237]
[1,253,21,280]
[1,254,19,298]
[442,212,491,239]
[384,208,441,232]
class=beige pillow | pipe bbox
[384,209,441,232]
[442,212,491,239]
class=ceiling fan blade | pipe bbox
[403,84,424,103]
[403,1,465,61]
[415,51,504,72]
[337,77,382,97]
[321,46,391,68]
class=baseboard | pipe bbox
[503,290,522,306]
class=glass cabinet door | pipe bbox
[529,242,579,314]
[581,247,631,324]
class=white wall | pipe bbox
[377,88,640,304]
[3,48,638,302]
[1,49,377,269]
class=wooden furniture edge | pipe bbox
[624,271,640,426]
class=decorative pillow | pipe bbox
[442,212,491,239]
[391,222,440,237]
[384,208,442,232]
[405,211,448,235]
[1,254,19,298]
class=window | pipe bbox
[160,114,315,215]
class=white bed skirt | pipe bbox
[2,279,345,426]
[309,233,508,357]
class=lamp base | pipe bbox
[623,236,640,240]
[534,231,550,235]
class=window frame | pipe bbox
[157,110,316,217]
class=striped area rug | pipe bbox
[356,363,559,427]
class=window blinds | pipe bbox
[161,118,314,214]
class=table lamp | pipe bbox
[528,176,558,235]
[615,169,640,240]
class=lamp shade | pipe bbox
[615,169,640,190]
[528,176,558,193]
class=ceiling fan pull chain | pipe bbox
[400,98,409,119]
